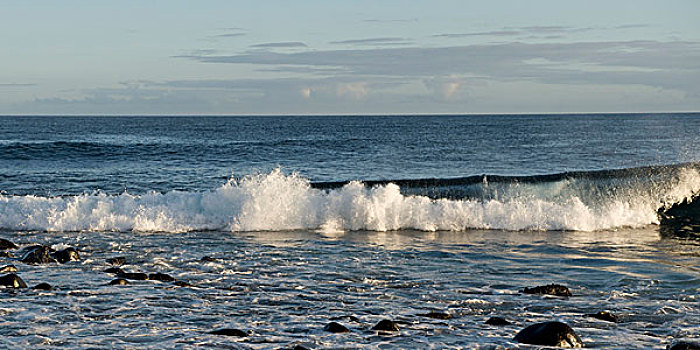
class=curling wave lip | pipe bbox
[1,163,698,233]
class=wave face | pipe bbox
[1,164,699,233]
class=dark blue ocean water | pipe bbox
[1,114,699,349]
[2,113,699,195]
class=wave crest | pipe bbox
[1,166,699,233]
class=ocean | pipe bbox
[0,114,699,349]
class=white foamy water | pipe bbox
[2,168,699,233]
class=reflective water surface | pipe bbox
[1,228,698,349]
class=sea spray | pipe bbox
[2,167,699,233]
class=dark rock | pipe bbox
[659,196,700,238]
[324,321,350,333]
[0,251,15,258]
[106,256,126,266]
[117,272,149,280]
[24,244,52,251]
[52,247,80,263]
[209,328,249,337]
[523,284,572,297]
[371,319,400,332]
[33,282,52,290]
[0,273,28,288]
[0,238,18,250]
[200,256,218,262]
[417,311,451,320]
[148,273,175,282]
[0,265,18,273]
[485,317,512,326]
[104,267,125,274]
[586,311,619,323]
[173,280,194,287]
[291,346,310,350]
[20,245,55,264]
[514,321,583,348]
[668,341,700,350]
[109,278,129,286]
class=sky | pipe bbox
[1,0,699,115]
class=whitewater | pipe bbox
[3,164,700,233]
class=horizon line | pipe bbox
[0,111,699,117]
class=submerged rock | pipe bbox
[109,278,129,286]
[106,256,126,266]
[0,265,18,273]
[324,321,350,333]
[209,328,249,337]
[485,316,512,326]
[0,273,28,288]
[117,272,149,280]
[291,345,311,350]
[21,245,55,264]
[148,273,175,282]
[514,321,583,348]
[172,280,194,287]
[417,311,451,320]
[0,238,18,250]
[33,282,52,291]
[53,248,80,263]
[586,310,619,323]
[104,267,125,274]
[372,319,400,332]
[0,251,15,258]
[668,341,700,350]
[523,284,572,297]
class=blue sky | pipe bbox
[1,0,698,115]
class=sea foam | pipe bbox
[1,168,699,233]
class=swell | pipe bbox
[312,162,700,200]
[0,140,159,159]
[0,138,369,160]
[1,164,699,233]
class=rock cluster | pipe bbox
[4,236,670,349]
[20,245,80,264]
[0,237,190,292]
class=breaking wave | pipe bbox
[1,164,700,233]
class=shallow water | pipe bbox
[2,228,698,349]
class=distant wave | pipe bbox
[0,138,357,160]
[0,140,150,159]
[1,164,699,233]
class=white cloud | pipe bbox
[9,39,700,114]
[423,76,469,101]
[335,82,368,99]
[183,40,700,98]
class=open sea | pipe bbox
[1,114,699,349]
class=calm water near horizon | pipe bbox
[1,113,699,349]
